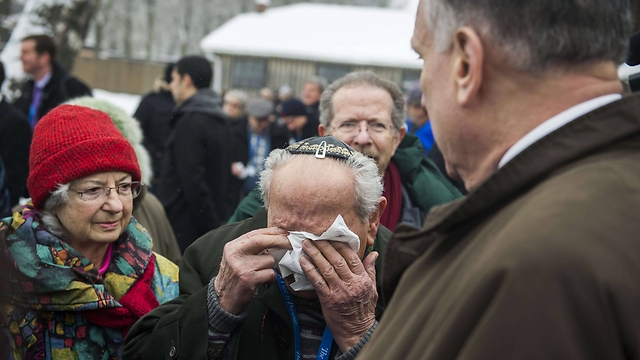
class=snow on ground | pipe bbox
[93,89,142,116]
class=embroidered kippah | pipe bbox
[285,136,355,160]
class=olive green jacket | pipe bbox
[124,209,392,359]
[360,94,640,359]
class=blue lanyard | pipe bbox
[276,274,334,360]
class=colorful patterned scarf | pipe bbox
[0,205,170,359]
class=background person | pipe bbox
[230,98,289,198]
[222,89,249,122]
[159,55,235,252]
[301,75,328,128]
[134,62,176,193]
[404,82,433,153]
[0,158,10,218]
[0,61,31,208]
[13,34,92,129]
[280,97,318,144]
[0,105,179,359]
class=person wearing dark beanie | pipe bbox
[0,104,179,359]
[280,97,318,144]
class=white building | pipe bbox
[200,2,422,95]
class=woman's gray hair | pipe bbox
[422,0,631,74]
[319,70,405,131]
[39,183,72,240]
[224,89,249,109]
[305,76,329,94]
[259,149,383,222]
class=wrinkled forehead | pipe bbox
[268,156,358,232]
[273,155,352,187]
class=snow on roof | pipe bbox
[200,3,422,69]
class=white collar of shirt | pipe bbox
[35,71,53,89]
[498,94,622,168]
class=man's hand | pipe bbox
[215,227,291,315]
[299,239,378,352]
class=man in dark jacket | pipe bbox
[13,35,91,128]
[159,55,234,251]
[301,76,327,130]
[0,62,31,207]
[124,137,389,359]
[280,97,318,144]
[134,63,176,193]
[359,0,640,359]
[230,98,289,197]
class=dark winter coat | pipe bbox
[230,118,290,163]
[123,208,392,359]
[13,62,92,123]
[133,187,182,265]
[134,90,175,189]
[228,118,289,200]
[158,89,235,252]
[359,94,640,359]
[0,158,10,218]
[0,99,31,206]
[286,115,319,145]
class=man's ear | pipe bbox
[40,52,52,66]
[182,73,194,88]
[366,196,387,246]
[452,26,484,106]
[318,124,328,136]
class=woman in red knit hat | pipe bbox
[0,105,179,359]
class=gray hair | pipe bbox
[259,149,383,222]
[224,89,249,108]
[40,183,72,240]
[305,76,329,93]
[319,70,405,131]
[423,0,631,73]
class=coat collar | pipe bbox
[424,93,640,234]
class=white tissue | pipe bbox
[272,214,360,291]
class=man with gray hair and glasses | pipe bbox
[359,0,640,358]
[125,136,392,359]
[229,70,462,229]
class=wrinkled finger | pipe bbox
[320,241,365,279]
[302,240,351,286]
[299,255,329,295]
[301,240,332,269]
[362,251,378,282]
[234,227,291,255]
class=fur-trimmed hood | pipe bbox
[65,97,153,185]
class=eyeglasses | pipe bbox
[69,181,143,202]
[224,101,243,109]
[332,120,394,138]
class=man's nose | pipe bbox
[352,123,373,145]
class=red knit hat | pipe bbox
[28,105,141,210]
